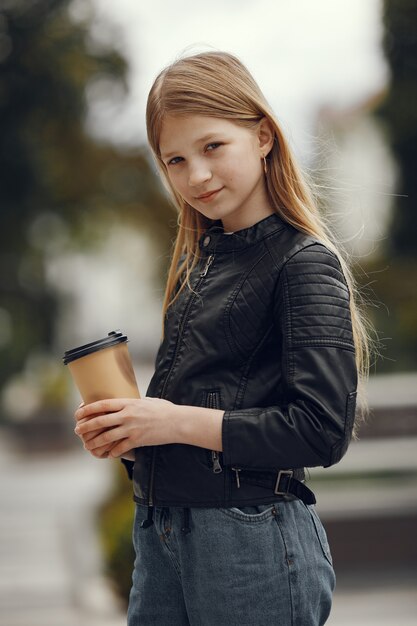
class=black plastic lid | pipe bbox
[63,330,128,365]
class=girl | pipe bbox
[74,50,370,625]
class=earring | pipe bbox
[262,155,268,175]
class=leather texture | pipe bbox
[122,212,358,508]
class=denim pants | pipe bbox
[127,498,336,625]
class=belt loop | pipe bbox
[181,507,192,535]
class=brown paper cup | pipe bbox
[63,330,140,403]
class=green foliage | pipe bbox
[0,0,175,398]
[352,257,417,371]
[375,0,417,258]
[0,0,175,596]
[97,462,136,605]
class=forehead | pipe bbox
[159,114,249,156]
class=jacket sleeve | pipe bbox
[221,243,358,470]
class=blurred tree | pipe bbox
[363,0,417,372]
[0,0,175,396]
[98,462,135,605]
[375,0,417,258]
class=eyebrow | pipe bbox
[160,132,225,160]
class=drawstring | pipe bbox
[140,505,192,534]
[140,505,154,529]
[181,507,191,534]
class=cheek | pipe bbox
[224,147,259,183]
[242,153,263,182]
[166,171,185,194]
[220,162,241,185]
[224,162,253,187]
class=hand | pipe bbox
[74,401,129,459]
[74,397,178,459]
[73,402,115,459]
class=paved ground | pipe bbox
[0,430,126,626]
[328,573,417,626]
[0,408,416,624]
[308,435,417,521]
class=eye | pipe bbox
[206,142,221,152]
[167,156,183,166]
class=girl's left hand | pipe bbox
[74,397,178,459]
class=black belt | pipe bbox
[232,468,316,506]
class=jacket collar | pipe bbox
[198,212,287,253]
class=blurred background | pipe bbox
[0,0,416,624]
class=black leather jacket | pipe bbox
[123,213,358,517]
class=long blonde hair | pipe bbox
[146,50,375,432]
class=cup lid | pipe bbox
[63,330,128,365]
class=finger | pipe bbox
[75,429,110,454]
[108,438,133,459]
[119,449,136,462]
[79,427,109,443]
[84,426,126,451]
[73,417,92,432]
[75,413,123,435]
[90,443,113,458]
[75,399,130,421]
[73,402,86,422]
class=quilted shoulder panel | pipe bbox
[279,243,354,349]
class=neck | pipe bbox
[221,207,275,233]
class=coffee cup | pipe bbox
[63,330,141,403]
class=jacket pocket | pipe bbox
[202,389,223,474]
[329,389,357,466]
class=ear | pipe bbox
[257,117,274,157]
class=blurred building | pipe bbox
[314,88,397,260]
[46,225,164,362]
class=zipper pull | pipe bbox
[232,467,241,488]
[212,450,223,473]
[200,254,214,277]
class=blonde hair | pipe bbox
[146,50,375,432]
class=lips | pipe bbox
[196,187,223,200]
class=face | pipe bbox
[159,114,274,232]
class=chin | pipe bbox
[193,207,223,221]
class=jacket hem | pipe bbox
[132,494,293,508]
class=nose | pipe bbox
[188,160,212,188]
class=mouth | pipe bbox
[195,187,223,201]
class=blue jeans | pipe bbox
[127,498,336,625]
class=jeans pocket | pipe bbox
[219,503,276,523]
[307,505,333,566]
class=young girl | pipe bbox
[74,50,370,625]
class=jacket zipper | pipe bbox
[147,253,215,506]
[232,467,241,488]
[200,254,214,277]
[206,390,223,474]
[212,451,222,473]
